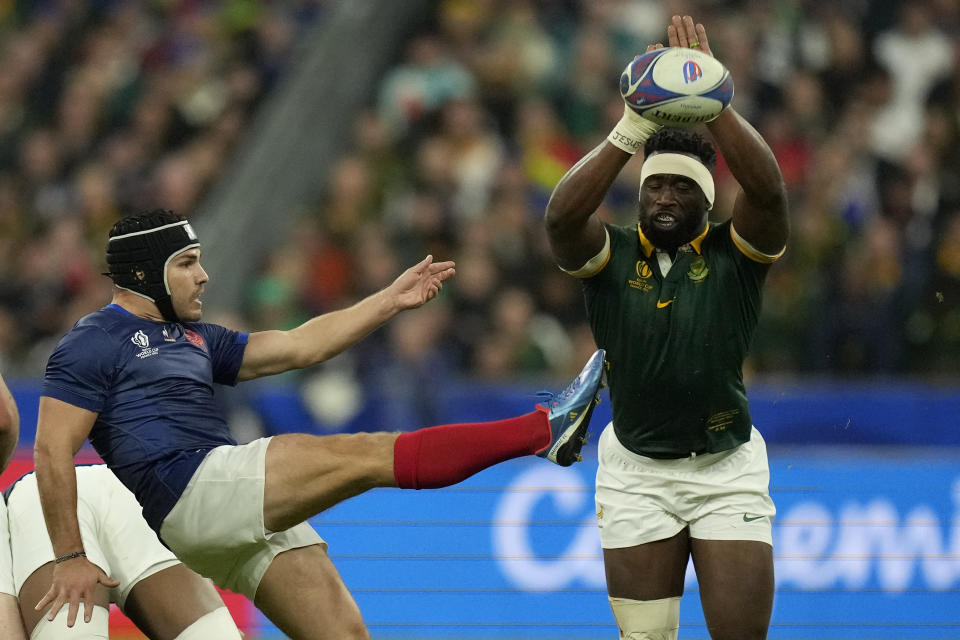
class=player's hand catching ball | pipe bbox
[669,14,712,56]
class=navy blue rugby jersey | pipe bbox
[42,304,249,533]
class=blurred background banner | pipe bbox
[1,0,959,637]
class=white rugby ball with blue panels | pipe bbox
[620,47,734,127]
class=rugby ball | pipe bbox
[619,47,734,127]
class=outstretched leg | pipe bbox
[262,412,548,531]
[262,348,606,530]
[252,349,607,638]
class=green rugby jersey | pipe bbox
[578,219,779,458]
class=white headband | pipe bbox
[640,152,715,210]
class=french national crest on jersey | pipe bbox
[184,328,207,352]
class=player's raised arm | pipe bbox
[33,398,119,628]
[544,142,628,273]
[545,46,666,273]
[670,14,788,255]
[706,109,788,255]
[237,254,455,380]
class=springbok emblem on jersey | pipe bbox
[687,257,709,282]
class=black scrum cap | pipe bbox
[105,209,200,322]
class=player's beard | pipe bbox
[638,208,707,251]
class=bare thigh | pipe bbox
[122,563,229,640]
[690,538,774,640]
[263,432,398,531]
[603,529,691,600]
[18,562,110,634]
[254,544,368,640]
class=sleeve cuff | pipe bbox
[730,224,785,263]
[560,228,611,278]
[40,385,103,413]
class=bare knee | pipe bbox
[255,546,370,640]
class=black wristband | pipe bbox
[54,551,87,564]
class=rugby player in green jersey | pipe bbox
[544,15,788,640]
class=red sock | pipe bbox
[393,409,551,489]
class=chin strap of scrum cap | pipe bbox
[105,220,199,322]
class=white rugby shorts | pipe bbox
[0,500,15,597]
[595,423,776,548]
[160,437,326,600]
[6,465,181,607]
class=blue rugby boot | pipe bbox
[536,348,606,466]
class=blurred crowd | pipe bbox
[0,0,325,375]
[2,0,960,391]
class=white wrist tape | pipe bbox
[607,105,662,155]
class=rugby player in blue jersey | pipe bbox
[544,15,788,640]
[32,209,606,639]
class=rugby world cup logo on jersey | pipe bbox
[131,330,159,359]
[628,260,654,292]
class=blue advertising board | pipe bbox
[256,446,960,639]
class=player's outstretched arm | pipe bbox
[237,254,455,380]
[0,373,19,473]
[33,397,119,628]
[670,14,788,254]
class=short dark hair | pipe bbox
[643,128,717,172]
[108,209,185,239]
